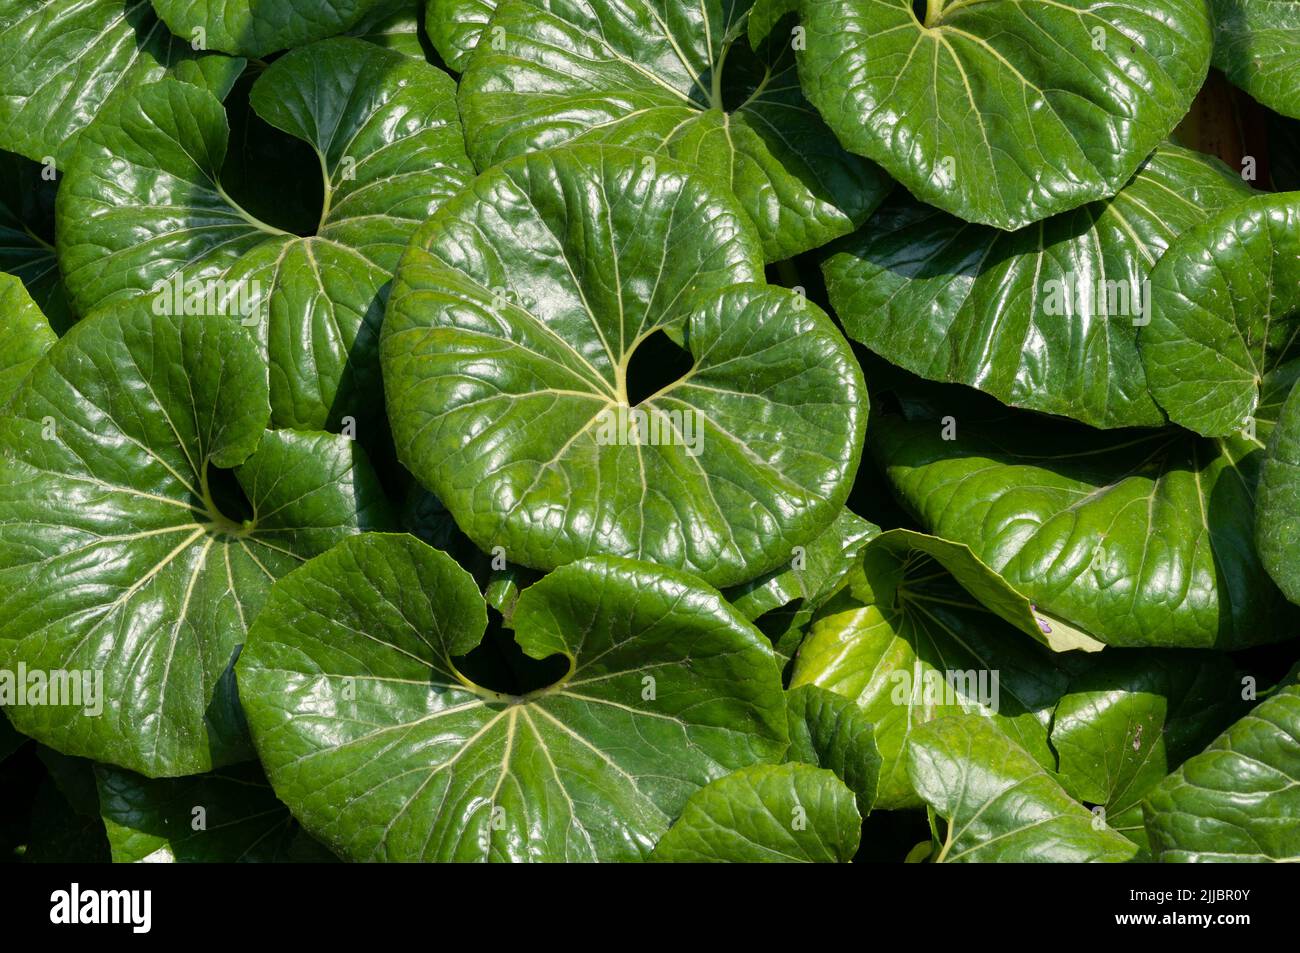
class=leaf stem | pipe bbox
[214,181,292,237]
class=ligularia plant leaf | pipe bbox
[382,145,866,587]
[1141,192,1300,438]
[789,528,1080,808]
[0,276,56,406]
[872,367,1300,649]
[150,0,390,57]
[457,0,891,260]
[236,533,789,862]
[1144,678,1300,862]
[0,0,1297,872]
[56,37,474,431]
[824,145,1254,429]
[909,716,1138,862]
[0,306,394,777]
[650,763,861,862]
[1211,0,1300,119]
[778,0,1213,229]
[0,0,215,165]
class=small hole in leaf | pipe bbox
[452,610,570,698]
[911,0,929,24]
[201,464,254,529]
[624,329,694,406]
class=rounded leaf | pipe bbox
[458,0,890,260]
[0,0,204,164]
[872,389,1300,649]
[794,0,1212,228]
[56,38,474,431]
[1143,681,1300,862]
[236,534,789,862]
[650,763,860,862]
[0,276,56,407]
[1211,0,1300,119]
[382,145,866,587]
[824,145,1254,429]
[1142,192,1300,437]
[909,716,1137,862]
[151,0,388,57]
[0,305,393,777]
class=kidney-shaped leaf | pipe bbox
[236,534,789,862]
[910,715,1137,862]
[784,0,1211,229]
[56,37,474,431]
[650,763,860,862]
[1211,0,1300,119]
[1143,680,1300,862]
[151,0,388,57]
[0,306,393,777]
[0,0,215,165]
[872,369,1300,649]
[382,145,866,588]
[1142,192,1300,438]
[457,0,890,260]
[824,145,1254,429]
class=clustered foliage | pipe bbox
[0,0,1297,864]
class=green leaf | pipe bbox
[784,685,880,815]
[56,37,474,431]
[236,534,789,861]
[650,763,860,862]
[0,151,73,333]
[1211,0,1300,119]
[382,145,866,588]
[1142,192,1300,438]
[457,0,890,260]
[1143,680,1300,862]
[1051,652,1246,849]
[790,528,1077,808]
[0,305,394,777]
[823,145,1254,429]
[871,370,1300,648]
[910,715,1137,862]
[1259,379,1300,604]
[349,2,429,57]
[425,0,495,70]
[792,0,1212,229]
[0,0,211,164]
[95,761,325,862]
[0,277,56,407]
[151,0,388,57]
